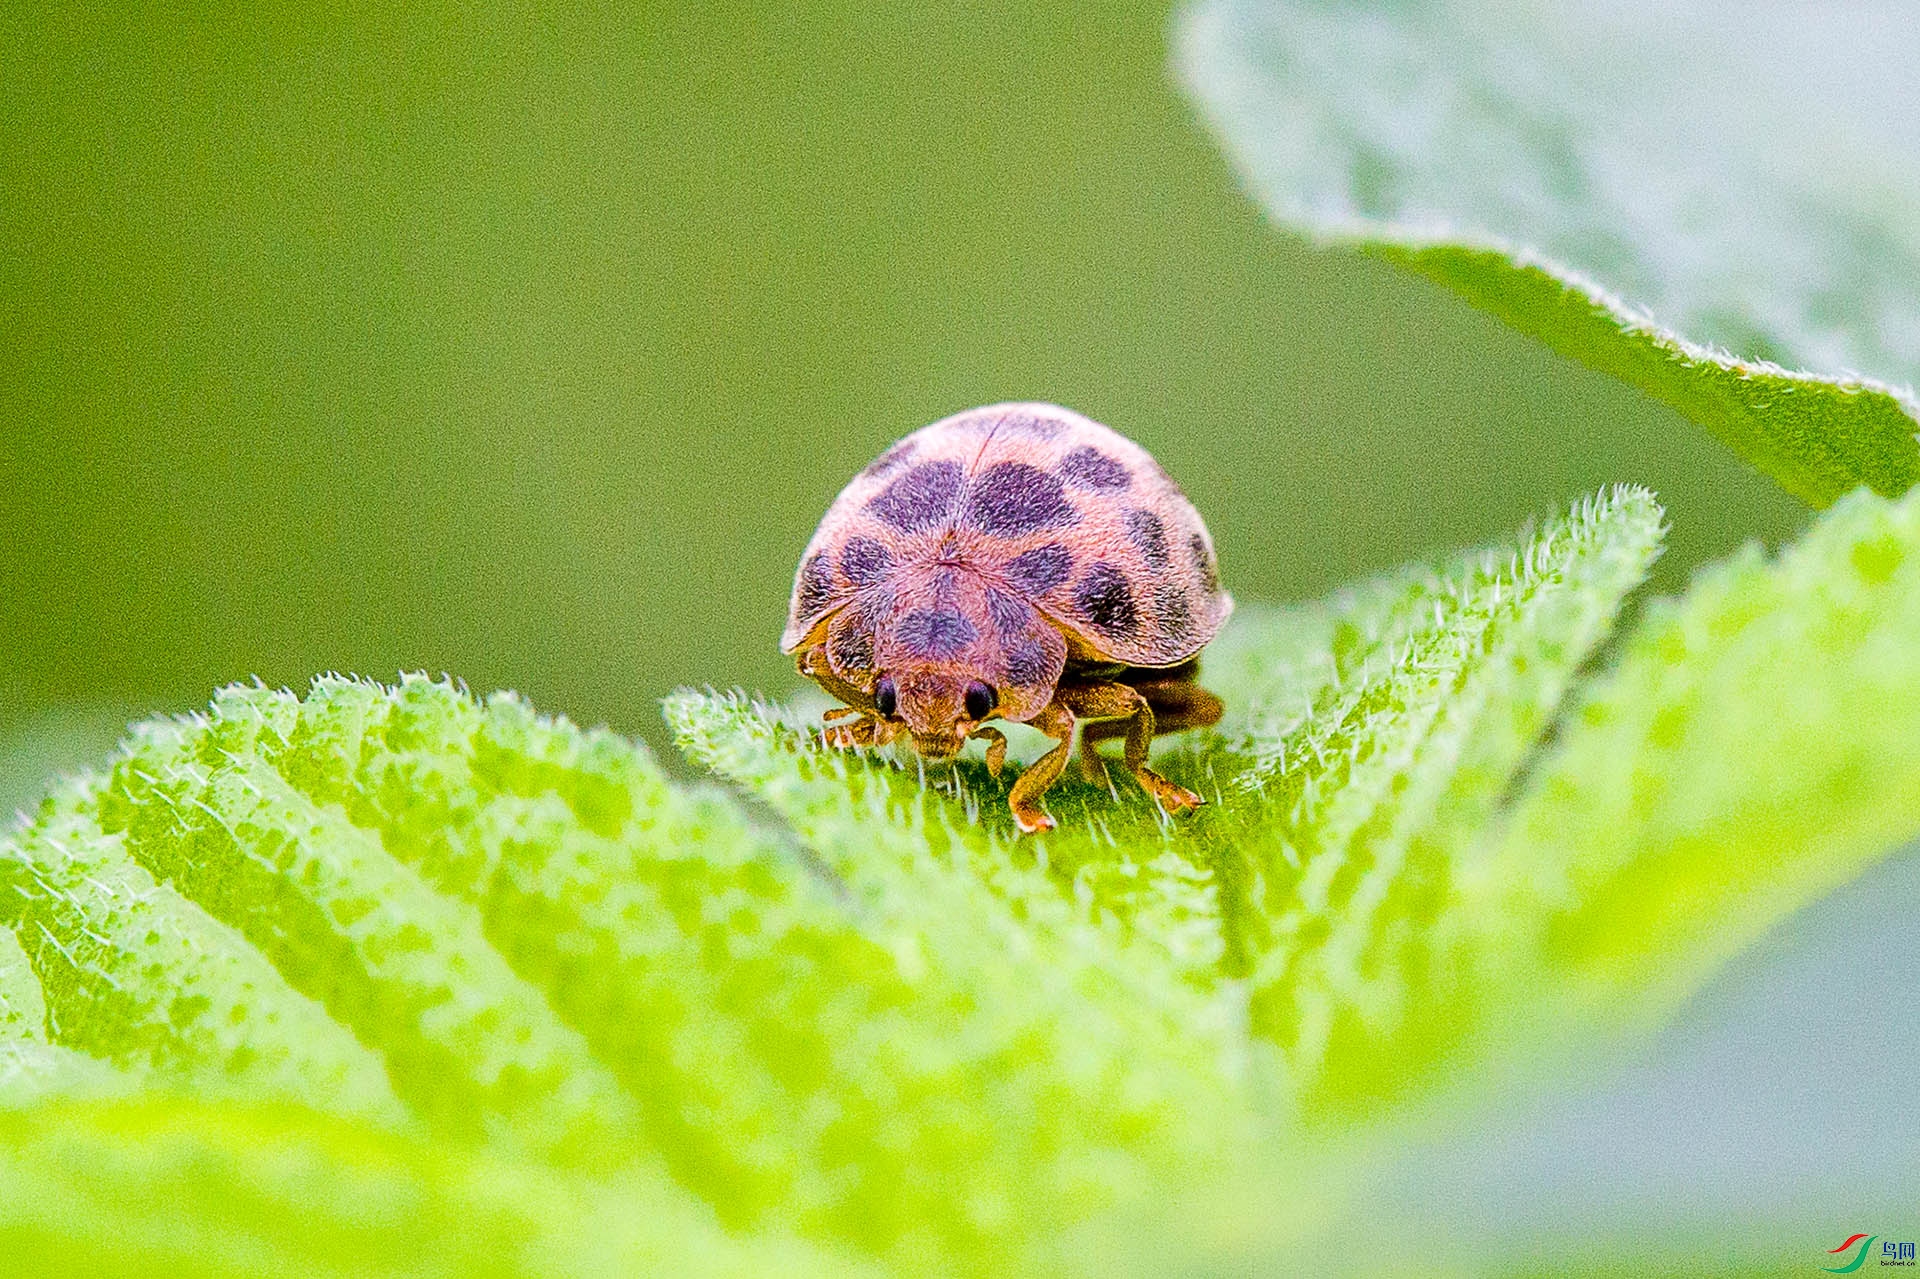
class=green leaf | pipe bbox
[1239,483,1920,1131]
[1208,487,1668,1111]
[1,677,1251,1269]
[4,480,1919,1272]
[1467,483,1920,1032]
[3,922,133,1109]
[0,923,40,1042]
[1,770,403,1121]
[1175,0,1920,505]
[663,690,1257,1247]
[673,486,1667,1122]
[0,1099,873,1279]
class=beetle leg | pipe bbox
[1057,680,1204,815]
[1007,701,1074,834]
[822,713,900,751]
[800,647,881,712]
[1080,673,1223,777]
[968,725,1009,779]
[822,717,873,750]
[799,643,907,752]
[1078,732,1113,785]
[1129,674,1225,738]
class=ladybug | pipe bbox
[782,403,1231,833]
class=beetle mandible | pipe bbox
[782,402,1231,833]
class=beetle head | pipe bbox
[875,668,997,759]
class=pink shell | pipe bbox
[782,403,1232,721]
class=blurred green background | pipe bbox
[1,2,1805,749]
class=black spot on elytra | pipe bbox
[1190,533,1220,594]
[1002,637,1053,687]
[839,537,893,587]
[867,461,963,533]
[1125,509,1169,568]
[1058,447,1130,491]
[1154,580,1193,642]
[830,622,874,672]
[1074,562,1138,638]
[961,462,1078,536]
[984,586,1031,638]
[796,553,834,618]
[894,608,979,660]
[861,439,916,480]
[1001,543,1074,595]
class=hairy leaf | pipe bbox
[0,772,402,1120]
[1468,484,1920,1032]
[0,924,39,1043]
[5,480,1920,1273]
[674,487,1665,1119]
[0,1099,871,1279]
[1,677,1250,1270]
[1211,488,1666,1110]
[1176,0,1920,504]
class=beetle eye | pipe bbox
[874,676,898,718]
[962,681,996,721]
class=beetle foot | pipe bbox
[968,726,1008,779]
[1135,767,1204,814]
[1011,802,1056,834]
[822,716,881,750]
